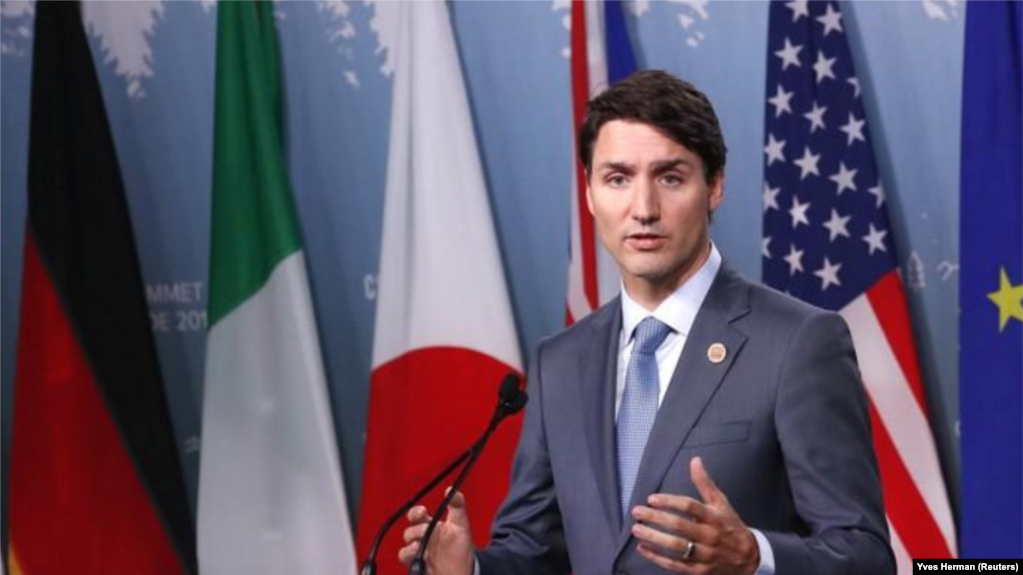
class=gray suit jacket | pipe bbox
[477,264,894,575]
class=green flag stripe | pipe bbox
[209,0,301,326]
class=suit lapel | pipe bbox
[577,299,624,534]
[613,265,751,559]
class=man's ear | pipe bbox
[585,174,596,216]
[708,172,725,213]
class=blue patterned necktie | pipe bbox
[616,316,672,518]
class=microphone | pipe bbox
[497,373,528,416]
[409,374,527,575]
[359,373,527,575]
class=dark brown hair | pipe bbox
[578,70,727,183]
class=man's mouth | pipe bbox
[625,233,667,250]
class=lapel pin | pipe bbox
[707,342,727,364]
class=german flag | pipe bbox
[8,3,196,574]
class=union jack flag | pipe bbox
[566,0,635,324]
[762,2,956,571]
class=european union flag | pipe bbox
[960,0,1023,559]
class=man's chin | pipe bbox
[624,265,674,284]
[621,259,693,286]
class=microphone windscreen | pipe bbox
[508,389,528,414]
[498,373,522,402]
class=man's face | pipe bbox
[587,119,723,296]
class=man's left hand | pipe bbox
[630,456,760,575]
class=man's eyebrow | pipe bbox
[594,158,695,173]
[651,158,694,171]
[594,161,635,173]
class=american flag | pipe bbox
[762,1,956,571]
[566,0,635,324]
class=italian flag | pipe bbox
[196,3,356,574]
[355,3,523,572]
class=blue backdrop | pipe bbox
[1,0,965,526]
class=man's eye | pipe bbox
[607,175,628,186]
[661,174,684,186]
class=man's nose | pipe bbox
[631,178,660,224]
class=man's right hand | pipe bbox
[398,488,476,575]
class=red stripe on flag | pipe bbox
[569,1,590,134]
[10,234,185,575]
[867,399,953,559]
[866,272,931,419]
[571,0,598,311]
[356,348,524,575]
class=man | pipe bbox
[400,70,894,575]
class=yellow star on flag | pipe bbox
[987,267,1023,332]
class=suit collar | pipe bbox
[699,260,752,324]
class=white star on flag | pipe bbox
[784,243,805,275]
[804,101,828,133]
[868,182,885,208]
[794,146,821,179]
[822,208,852,241]
[763,183,781,211]
[847,76,861,98]
[786,0,809,22]
[813,51,837,84]
[816,3,844,36]
[840,112,866,146]
[863,223,889,255]
[814,257,843,290]
[775,38,803,70]
[763,236,772,259]
[768,84,795,117]
[765,133,786,165]
[789,195,811,228]
[829,161,858,195]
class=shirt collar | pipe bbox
[620,243,722,343]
